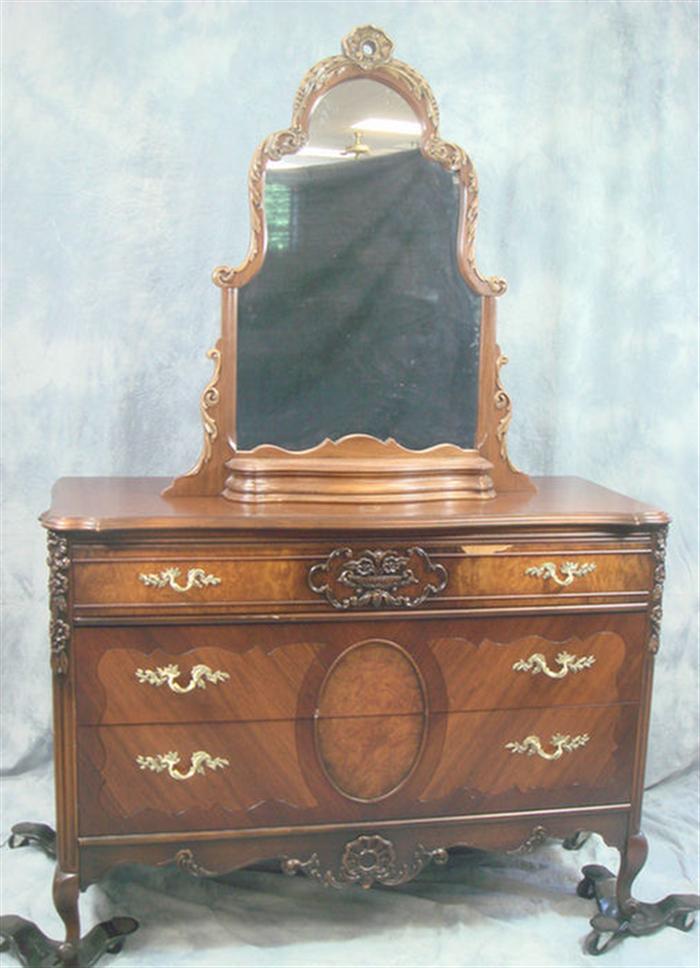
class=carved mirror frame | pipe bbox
[165,25,534,503]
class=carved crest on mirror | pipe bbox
[165,25,534,503]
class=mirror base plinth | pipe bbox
[222,435,496,504]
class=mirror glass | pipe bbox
[236,78,483,451]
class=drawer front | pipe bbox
[77,703,637,836]
[75,613,646,726]
[71,539,652,616]
[76,626,324,726]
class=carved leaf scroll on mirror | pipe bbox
[165,25,534,503]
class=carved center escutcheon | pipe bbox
[315,640,426,801]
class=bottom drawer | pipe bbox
[77,704,637,836]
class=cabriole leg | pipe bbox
[53,868,80,967]
[616,831,647,914]
[0,860,138,967]
[577,830,699,955]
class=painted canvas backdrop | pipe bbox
[1,4,698,967]
[1,1,697,792]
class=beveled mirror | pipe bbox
[166,25,533,503]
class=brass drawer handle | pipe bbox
[135,663,230,694]
[524,561,596,587]
[505,732,590,761]
[512,651,595,679]
[136,750,229,781]
[138,567,222,593]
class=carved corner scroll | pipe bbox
[212,129,306,288]
[309,546,448,610]
[648,525,668,654]
[198,346,222,464]
[282,834,448,889]
[494,350,527,475]
[47,531,70,678]
[161,343,224,497]
[212,24,505,296]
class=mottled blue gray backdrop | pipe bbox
[2,1,698,790]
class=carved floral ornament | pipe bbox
[212,25,505,297]
[161,835,448,887]
[283,834,448,889]
[47,531,71,678]
[309,546,448,610]
[342,25,394,68]
[648,525,668,653]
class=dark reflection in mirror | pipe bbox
[237,95,482,451]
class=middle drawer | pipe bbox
[75,612,646,725]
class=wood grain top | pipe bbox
[40,476,669,533]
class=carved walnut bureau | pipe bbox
[2,24,697,968]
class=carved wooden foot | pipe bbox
[0,860,138,967]
[0,914,138,967]
[7,822,57,858]
[577,864,700,955]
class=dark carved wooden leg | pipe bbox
[577,831,700,955]
[7,822,57,858]
[53,868,80,967]
[0,861,138,967]
[616,831,648,913]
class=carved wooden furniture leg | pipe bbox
[7,822,57,858]
[53,868,81,967]
[616,831,648,912]
[0,914,138,968]
[0,864,138,968]
[577,834,700,955]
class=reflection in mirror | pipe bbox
[237,78,483,452]
[272,78,422,169]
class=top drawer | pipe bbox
[70,538,653,617]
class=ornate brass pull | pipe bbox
[309,547,447,610]
[135,663,230,694]
[512,651,595,679]
[506,733,590,761]
[136,750,229,781]
[138,567,222,593]
[524,561,596,587]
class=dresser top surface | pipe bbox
[40,476,668,534]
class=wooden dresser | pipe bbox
[2,23,697,968]
[39,476,675,953]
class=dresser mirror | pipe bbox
[237,79,483,453]
[165,25,534,503]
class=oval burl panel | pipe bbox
[315,640,426,801]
